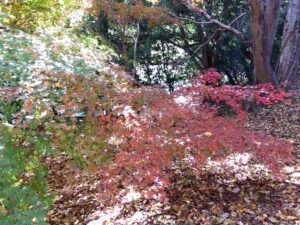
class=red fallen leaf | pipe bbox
[285,99,293,105]
[0,87,21,102]
[22,122,29,129]
[66,100,77,107]
[145,190,155,199]
[22,98,34,113]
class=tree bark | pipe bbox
[248,0,281,85]
[276,0,300,86]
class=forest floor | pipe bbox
[45,95,300,225]
[1,28,299,225]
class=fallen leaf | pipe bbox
[231,187,240,193]
[203,131,213,137]
[268,216,279,223]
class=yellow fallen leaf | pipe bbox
[257,215,265,221]
[251,203,257,210]
[235,203,245,214]
[211,205,220,215]
[223,219,234,225]
[277,212,286,220]
[268,216,279,223]
[244,197,251,203]
[55,82,62,88]
[286,216,296,220]
[245,209,255,215]
[44,81,51,87]
[203,131,213,137]
[32,217,38,224]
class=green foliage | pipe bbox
[0,33,34,87]
[89,0,253,86]
[0,99,24,122]
[0,118,53,224]
[0,0,83,31]
[73,26,117,58]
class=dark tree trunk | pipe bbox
[120,32,129,71]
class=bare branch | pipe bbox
[168,13,213,24]
[171,28,223,66]
[168,11,248,27]
[183,1,251,42]
[229,12,248,26]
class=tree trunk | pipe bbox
[184,0,300,86]
[276,0,300,86]
[248,0,281,85]
[120,32,129,71]
[132,21,140,82]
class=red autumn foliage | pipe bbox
[195,68,222,86]
[192,68,290,117]
[50,68,291,203]
[94,70,292,202]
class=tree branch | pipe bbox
[168,13,214,24]
[183,1,251,42]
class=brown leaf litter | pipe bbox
[45,94,300,224]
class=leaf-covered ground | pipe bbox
[44,96,300,225]
[247,94,300,160]
[44,155,300,224]
[1,27,300,224]
[0,27,115,87]
[0,28,122,224]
